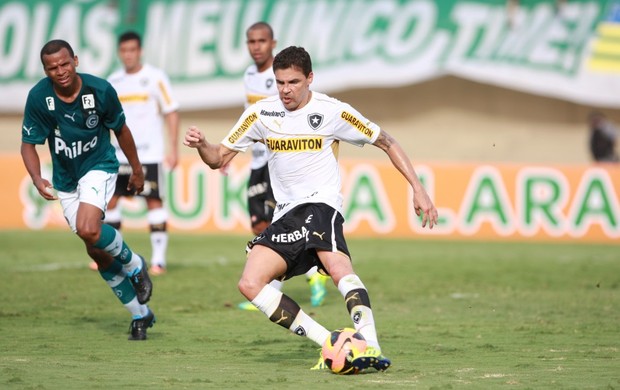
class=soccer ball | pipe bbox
[322,328,367,375]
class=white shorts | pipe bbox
[57,170,117,233]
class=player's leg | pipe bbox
[239,244,330,347]
[74,171,152,304]
[318,250,391,372]
[239,167,281,310]
[146,198,168,274]
[90,178,123,271]
[306,266,329,307]
[143,163,168,275]
[97,259,155,340]
[57,176,154,339]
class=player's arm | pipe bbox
[373,130,438,229]
[115,123,145,194]
[20,142,57,200]
[184,125,238,169]
[164,110,180,169]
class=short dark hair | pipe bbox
[246,22,274,39]
[40,39,74,65]
[273,46,312,77]
[118,31,142,47]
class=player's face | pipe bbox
[246,27,276,72]
[275,66,313,111]
[118,39,142,73]
[43,47,79,92]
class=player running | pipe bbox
[21,39,155,340]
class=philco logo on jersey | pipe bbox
[271,226,308,243]
[266,137,323,152]
[54,136,98,159]
[341,111,374,138]
[228,112,258,144]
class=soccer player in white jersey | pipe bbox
[98,31,180,275]
[236,22,329,311]
[184,46,438,372]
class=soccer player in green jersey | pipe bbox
[20,39,155,340]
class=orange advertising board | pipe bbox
[2,154,618,243]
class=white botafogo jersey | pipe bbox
[108,63,179,164]
[243,64,277,170]
[222,91,381,221]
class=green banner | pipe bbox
[1,0,617,111]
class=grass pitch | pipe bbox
[0,230,618,389]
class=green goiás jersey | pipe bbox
[22,73,126,192]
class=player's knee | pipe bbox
[238,276,262,300]
[76,225,100,245]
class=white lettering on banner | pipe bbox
[0,0,615,112]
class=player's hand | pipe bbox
[34,178,58,201]
[184,126,206,149]
[413,188,438,229]
[128,167,145,195]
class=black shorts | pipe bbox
[114,163,163,199]
[248,203,351,280]
[248,165,275,227]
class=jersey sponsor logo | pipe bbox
[266,137,323,152]
[307,113,323,130]
[22,125,33,136]
[341,111,374,138]
[46,97,55,111]
[260,109,285,117]
[271,226,308,243]
[82,94,95,109]
[53,135,98,159]
[64,112,76,122]
[228,112,258,144]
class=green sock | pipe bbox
[95,224,141,273]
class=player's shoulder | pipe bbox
[142,63,170,79]
[253,94,282,109]
[81,73,113,90]
[107,68,125,83]
[311,91,340,104]
[244,63,259,76]
[311,91,350,112]
[28,77,53,95]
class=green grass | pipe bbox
[0,230,618,389]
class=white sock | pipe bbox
[269,279,283,291]
[338,274,380,350]
[252,284,330,347]
[290,309,331,346]
[150,231,168,267]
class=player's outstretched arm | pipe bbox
[20,142,57,200]
[116,123,145,194]
[183,126,237,170]
[373,130,438,229]
[165,111,180,170]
